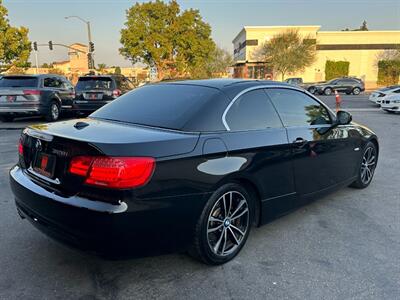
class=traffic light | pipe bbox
[33,42,38,51]
[48,41,53,50]
[87,53,94,69]
[89,42,95,53]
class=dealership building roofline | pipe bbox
[232,25,400,88]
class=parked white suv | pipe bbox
[380,93,400,113]
[369,85,400,105]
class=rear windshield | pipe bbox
[0,76,38,88]
[76,77,113,90]
[90,84,226,131]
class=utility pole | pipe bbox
[65,16,94,70]
[33,42,39,74]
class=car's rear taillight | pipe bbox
[23,90,41,96]
[69,156,155,189]
[18,140,23,156]
[112,89,121,98]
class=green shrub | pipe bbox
[325,60,350,80]
[377,60,400,86]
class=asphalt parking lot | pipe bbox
[0,94,399,299]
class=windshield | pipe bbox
[0,76,38,88]
[76,77,113,90]
[91,84,225,131]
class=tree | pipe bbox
[119,0,215,80]
[257,30,316,81]
[0,0,31,72]
[47,68,65,75]
[342,21,369,32]
[360,20,368,31]
[114,66,121,75]
[205,46,233,77]
[41,63,52,68]
[97,63,107,73]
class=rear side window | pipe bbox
[44,77,64,88]
[0,76,38,88]
[265,88,332,127]
[76,77,113,90]
[225,89,282,131]
[91,84,226,131]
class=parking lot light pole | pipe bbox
[64,15,94,69]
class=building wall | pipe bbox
[232,26,400,88]
[68,43,89,74]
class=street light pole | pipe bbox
[34,50,39,74]
[65,16,94,70]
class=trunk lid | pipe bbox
[19,118,199,199]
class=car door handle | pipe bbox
[293,137,308,146]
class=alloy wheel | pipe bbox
[361,146,376,185]
[207,191,249,256]
[51,103,59,120]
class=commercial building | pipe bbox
[232,26,400,88]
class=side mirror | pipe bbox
[336,110,352,125]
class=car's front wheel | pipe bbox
[352,87,361,95]
[190,183,254,265]
[350,142,377,189]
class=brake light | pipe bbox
[69,156,155,189]
[18,140,23,156]
[23,90,41,96]
[112,89,121,98]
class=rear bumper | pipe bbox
[10,165,207,256]
[72,100,113,112]
[0,102,46,116]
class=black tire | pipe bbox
[0,115,14,122]
[350,141,377,189]
[308,87,316,94]
[45,101,60,122]
[352,87,361,95]
[189,183,254,265]
[346,92,351,95]
[324,88,333,96]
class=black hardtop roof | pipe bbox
[157,79,293,99]
[160,78,290,88]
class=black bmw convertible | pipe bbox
[10,79,378,264]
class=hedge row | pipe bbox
[377,60,400,86]
[325,60,350,80]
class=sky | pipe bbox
[3,0,400,67]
